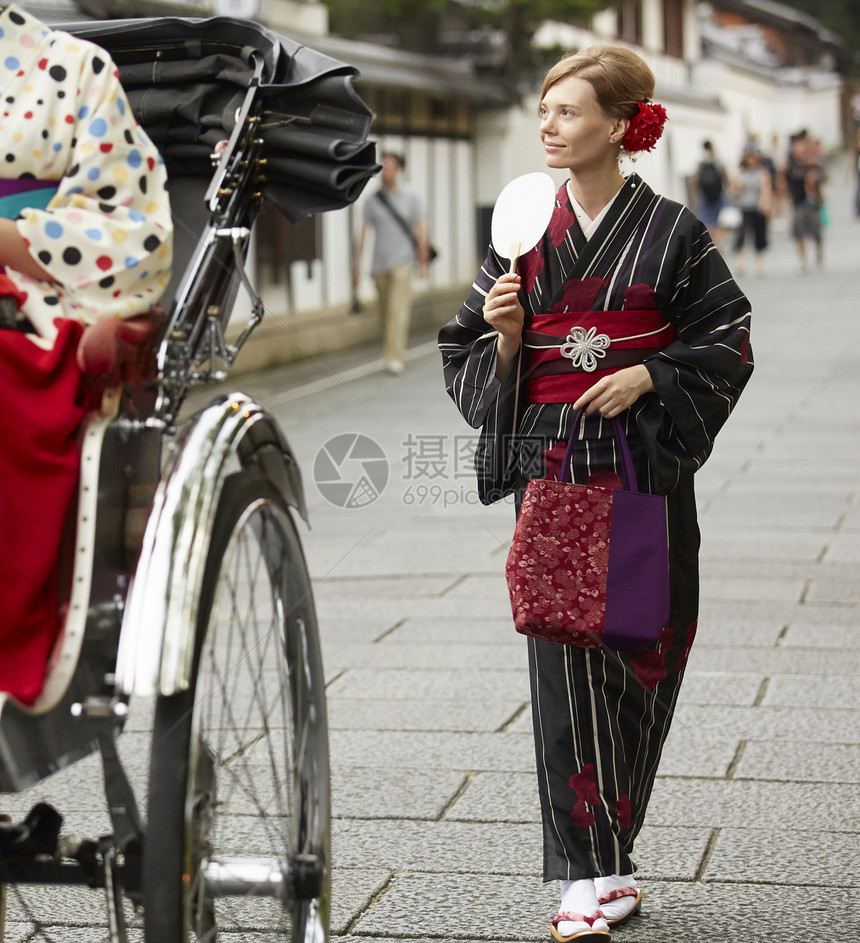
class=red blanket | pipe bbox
[0,319,88,704]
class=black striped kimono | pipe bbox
[438,174,753,881]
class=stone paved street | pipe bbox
[3,162,859,942]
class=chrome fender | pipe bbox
[116,393,307,698]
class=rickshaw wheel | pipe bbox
[143,470,330,942]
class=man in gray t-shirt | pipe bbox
[353,152,429,374]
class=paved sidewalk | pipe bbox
[246,160,860,942]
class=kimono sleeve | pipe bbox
[15,44,173,321]
[438,248,507,429]
[638,217,753,491]
[438,247,523,503]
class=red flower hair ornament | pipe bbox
[621,101,668,153]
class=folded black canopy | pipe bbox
[65,16,379,221]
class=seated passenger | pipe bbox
[0,3,173,704]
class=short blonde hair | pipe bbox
[540,45,656,120]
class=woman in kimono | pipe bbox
[439,46,752,941]
[0,4,173,704]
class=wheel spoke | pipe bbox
[145,473,329,942]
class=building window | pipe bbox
[359,85,472,138]
[664,0,684,58]
[255,203,319,312]
[617,2,643,46]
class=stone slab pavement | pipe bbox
[3,161,858,943]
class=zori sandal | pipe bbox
[597,886,643,927]
[550,910,611,941]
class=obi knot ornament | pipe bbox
[506,410,670,651]
[560,325,611,372]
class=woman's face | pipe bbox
[538,75,620,174]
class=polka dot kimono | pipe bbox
[0,4,172,344]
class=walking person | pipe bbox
[692,139,729,245]
[784,132,825,272]
[439,45,753,941]
[353,152,430,374]
[732,149,772,276]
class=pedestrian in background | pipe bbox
[768,134,789,221]
[753,133,782,219]
[693,140,729,245]
[353,152,429,375]
[784,131,825,272]
[440,44,753,943]
[732,149,772,276]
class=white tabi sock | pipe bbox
[594,872,639,921]
[557,879,607,936]
[594,872,636,896]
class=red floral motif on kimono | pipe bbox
[569,762,600,805]
[623,283,658,309]
[615,794,632,830]
[740,333,751,365]
[547,199,576,248]
[631,626,674,689]
[547,276,607,315]
[586,470,623,490]
[677,620,698,672]
[541,439,568,480]
[571,799,596,827]
[517,242,545,295]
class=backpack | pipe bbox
[698,161,723,202]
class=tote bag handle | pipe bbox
[557,409,639,491]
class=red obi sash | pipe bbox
[523,308,676,403]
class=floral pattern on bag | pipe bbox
[506,478,611,647]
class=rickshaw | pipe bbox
[0,14,378,942]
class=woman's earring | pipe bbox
[617,149,636,172]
